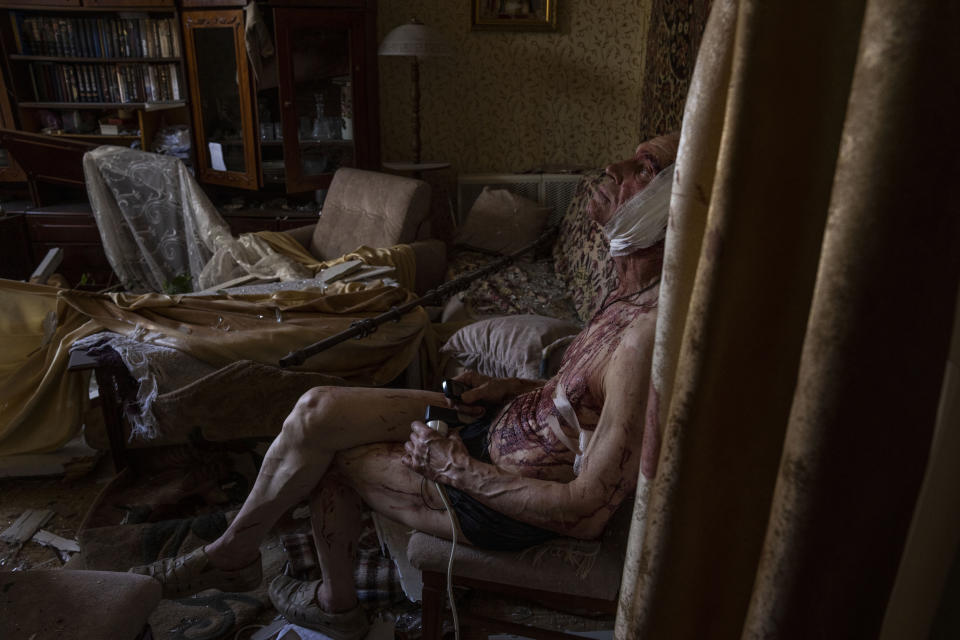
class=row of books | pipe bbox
[12,13,181,60]
[29,62,183,105]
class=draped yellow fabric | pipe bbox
[0,280,100,456]
[254,231,417,292]
[0,275,431,456]
[59,283,429,385]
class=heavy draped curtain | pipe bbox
[617,0,960,638]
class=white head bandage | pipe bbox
[603,163,675,256]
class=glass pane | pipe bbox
[193,27,245,173]
[289,25,355,179]
[257,76,285,185]
[0,149,10,169]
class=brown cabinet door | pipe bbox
[0,1,80,7]
[0,51,25,183]
[181,0,244,6]
[274,7,378,193]
[82,0,173,6]
[182,9,258,190]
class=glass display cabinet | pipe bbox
[182,3,379,193]
[182,9,256,189]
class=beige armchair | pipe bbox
[284,167,447,294]
[407,499,634,640]
[0,569,161,640]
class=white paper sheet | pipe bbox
[208,141,227,171]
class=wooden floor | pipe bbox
[0,445,111,572]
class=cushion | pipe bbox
[455,188,551,255]
[310,168,431,260]
[552,170,620,323]
[440,314,581,380]
[407,498,635,602]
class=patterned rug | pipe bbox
[74,444,404,640]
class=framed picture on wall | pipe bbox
[472,0,557,32]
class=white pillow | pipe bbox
[454,188,551,255]
[440,315,581,380]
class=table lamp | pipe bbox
[379,18,452,165]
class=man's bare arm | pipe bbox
[405,323,653,539]
[447,371,545,416]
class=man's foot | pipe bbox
[269,574,370,640]
[128,547,262,599]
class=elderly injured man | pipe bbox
[130,132,680,639]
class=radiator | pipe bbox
[456,173,584,225]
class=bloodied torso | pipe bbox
[487,289,658,481]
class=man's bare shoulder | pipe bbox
[616,308,658,353]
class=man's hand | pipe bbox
[401,421,470,484]
[446,371,544,416]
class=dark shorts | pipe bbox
[443,412,557,552]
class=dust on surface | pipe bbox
[0,456,113,572]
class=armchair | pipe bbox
[284,167,448,295]
[0,569,161,640]
[405,499,634,640]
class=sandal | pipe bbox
[268,574,370,640]
[129,547,262,599]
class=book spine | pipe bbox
[105,65,116,103]
[11,12,26,55]
[169,18,181,58]
[96,64,107,102]
[115,65,126,103]
[85,65,98,102]
[144,65,155,102]
[136,66,146,102]
[110,20,122,59]
[150,20,160,58]
[81,19,94,58]
[169,63,180,101]
[28,64,39,101]
[64,19,77,58]
[139,18,148,58]
[67,66,80,102]
[73,64,84,101]
[97,19,109,58]
[158,19,170,58]
[50,18,62,57]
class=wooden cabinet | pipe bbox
[0,56,24,182]
[223,209,317,236]
[23,204,115,288]
[0,206,31,280]
[0,3,191,168]
[182,2,379,193]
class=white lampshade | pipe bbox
[379,18,452,58]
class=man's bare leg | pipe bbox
[309,469,364,613]
[269,443,462,620]
[198,386,444,570]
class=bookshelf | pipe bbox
[0,3,191,167]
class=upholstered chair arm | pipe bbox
[283,224,316,250]
[410,239,447,296]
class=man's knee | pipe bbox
[281,386,340,446]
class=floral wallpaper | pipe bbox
[378,1,655,175]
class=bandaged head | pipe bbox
[603,163,675,256]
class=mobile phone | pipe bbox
[424,405,460,431]
[442,379,471,403]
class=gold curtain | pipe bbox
[617,0,960,638]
